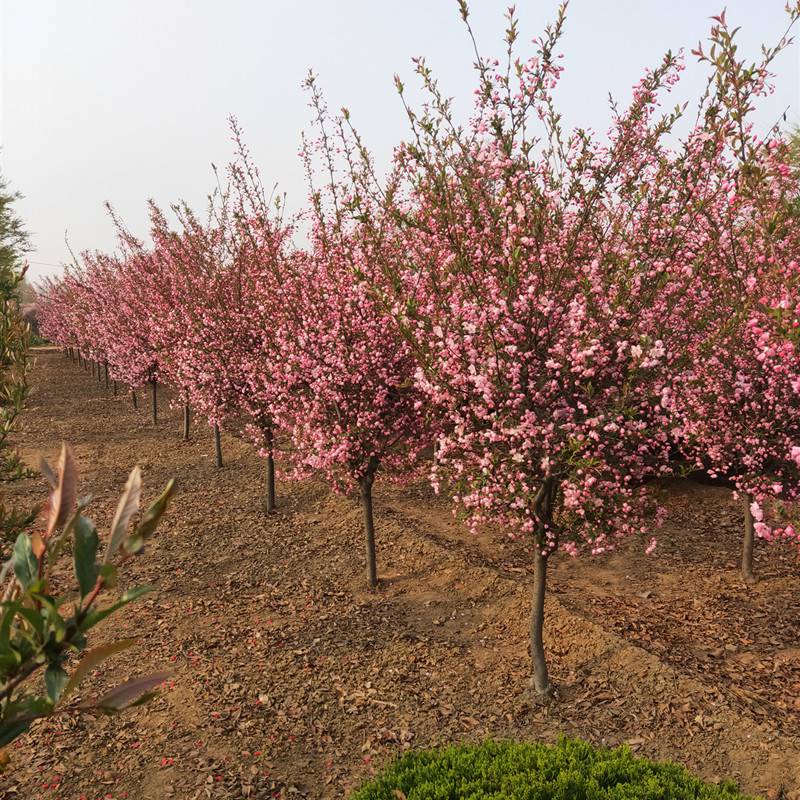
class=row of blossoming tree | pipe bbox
[37,4,800,698]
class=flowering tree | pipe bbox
[259,85,430,586]
[666,11,800,582]
[103,212,179,424]
[38,126,294,505]
[40,240,165,418]
[38,269,98,372]
[144,127,294,508]
[34,0,800,699]
[339,3,788,696]
[272,239,427,586]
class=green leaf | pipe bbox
[44,665,68,703]
[123,533,143,556]
[73,517,99,598]
[0,650,22,670]
[0,601,20,649]
[99,563,117,589]
[46,509,80,581]
[126,479,175,552]
[61,638,138,702]
[37,595,67,642]
[0,697,54,747]
[12,534,37,590]
[79,585,153,632]
[16,607,45,639]
[0,718,32,748]
[66,630,87,653]
[47,614,67,644]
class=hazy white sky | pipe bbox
[1,1,798,283]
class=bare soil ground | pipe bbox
[1,347,799,800]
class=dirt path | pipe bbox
[1,348,799,799]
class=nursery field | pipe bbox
[2,347,800,800]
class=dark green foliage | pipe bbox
[0,171,34,509]
[350,739,753,800]
[0,174,29,283]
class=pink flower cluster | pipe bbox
[37,5,800,558]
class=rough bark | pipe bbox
[530,547,552,697]
[359,472,378,588]
[263,427,276,513]
[214,423,223,468]
[529,478,557,700]
[150,379,157,426]
[742,492,756,584]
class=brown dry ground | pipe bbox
[1,347,799,800]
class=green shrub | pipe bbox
[0,445,175,759]
[350,739,753,800]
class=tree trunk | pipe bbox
[214,423,223,467]
[104,362,109,389]
[742,492,756,584]
[91,360,95,377]
[529,478,558,700]
[263,427,276,513]
[530,546,552,698]
[113,380,118,397]
[182,403,190,441]
[150,379,157,425]
[359,474,378,588]
[131,388,138,409]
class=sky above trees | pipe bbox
[1,0,798,282]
